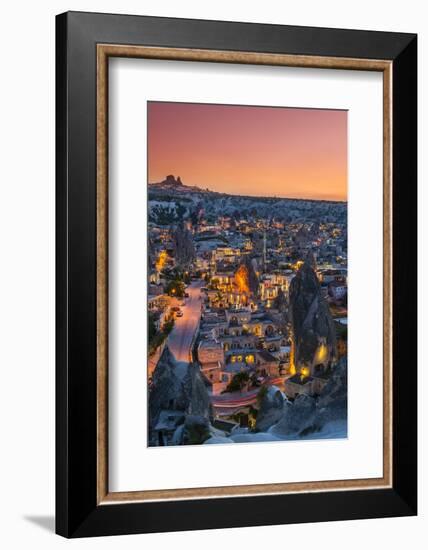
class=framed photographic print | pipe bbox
[56,11,417,538]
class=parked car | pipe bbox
[184,292,189,298]
[171,306,180,312]
[176,310,183,318]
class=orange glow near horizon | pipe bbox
[148,102,347,201]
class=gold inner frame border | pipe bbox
[96,44,393,504]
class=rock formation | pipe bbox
[182,363,213,420]
[250,257,259,274]
[172,222,195,268]
[270,394,316,436]
[234,263,250,294]
[177,415,211,445]
[315,357,347,427]
[273,288,289,335]
[255,386,286,432]
[162,174,183,186]
[149,347,213,431]
[268,357,347,437]
[148,347,188,429]
[289,258,337,372]
[273,287,288,314]
[235,256,259,295]
[246,256,260,294]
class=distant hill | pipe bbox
[148,175,347,226]
[149,174,211,195]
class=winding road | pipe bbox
[167,280,203,362]
[163,282,287,412]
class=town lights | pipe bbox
[315,343,328,364]
[293,260,304,271]
[235,264,250,293]
[300,367,310,378]
[155,250,167,272]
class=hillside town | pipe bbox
[148,176,348,446]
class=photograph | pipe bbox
[147,101,348,447]
[0,1,420,545]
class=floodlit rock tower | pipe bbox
[172,222,196,268]
[235,257,259,294]
[289,257,337,376]
[235,263,250,294]
[149,347,213,438]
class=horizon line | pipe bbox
[148,180,347,203]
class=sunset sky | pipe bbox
[148,102,347,201]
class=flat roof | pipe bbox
[198,338,222,349]
[200,361,221,370]
[257,350,279,363]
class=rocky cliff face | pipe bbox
[172,415,212,445]
[314,358,347,427]
[202,359,347,443]
[269,357,347,438]
[172,222,196,268]
[272,288,289,334]
[273,287,288,312]
[149,347,213,431]
[149,347,187,429]
[255,386,286,432]
[162,174,183,186]
[289,259,337,369]
[181,363,213,420]
[246,256,260,295]
[270,394,317,437]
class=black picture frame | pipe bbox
[56,11,417,538]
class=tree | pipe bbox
[165,280,185,298]
[148,313,157,340]
[162,267,182,281]
[163,318,175,335]
[148,317,175,356]
[225,371,250,393]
